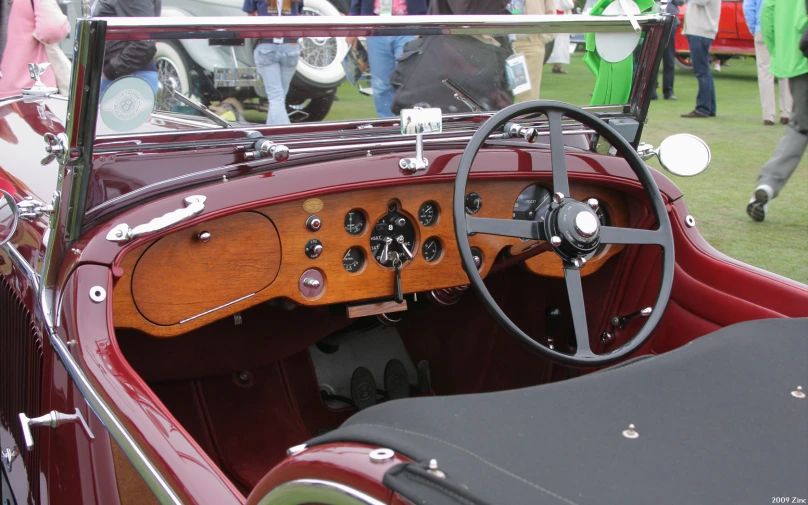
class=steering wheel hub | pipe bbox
[546,199,601,260]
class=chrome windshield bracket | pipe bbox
[19,408,95,451]
[106,195,206,243]
[17,197,54,222]
[399,133,428,173]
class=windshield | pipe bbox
[86,13,667,135]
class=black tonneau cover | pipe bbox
[310,318,808,505]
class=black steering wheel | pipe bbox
[453,101,674,367]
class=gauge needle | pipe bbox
[381,237,392,264]
[396,235,414,259]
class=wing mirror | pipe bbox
[0,189,20,246]
[638,133,711,177]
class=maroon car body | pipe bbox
[0,13,806,505]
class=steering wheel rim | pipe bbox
[453,100,674,367]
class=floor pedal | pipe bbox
[384,359,410,400]
[351,367,378,410]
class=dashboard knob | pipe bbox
[394,217,407,227]
[306,215,322,231]
[197,231,211,243]
[305,239,323,258]
[302,278,321,288]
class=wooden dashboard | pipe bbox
[112,179,628,337]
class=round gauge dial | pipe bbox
[369,207,417,267]
[513,184,552,221]
[342,247,365,273]
[418,201,439,227]
[344,209,366,235]
[465,192,482,214]
[422,237,442,262]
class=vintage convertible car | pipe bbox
[1,11,806,505]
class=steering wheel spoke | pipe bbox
[548,110,570,197]
[563,265,594,358]
[600,226,665,245]
[467,216,545,240]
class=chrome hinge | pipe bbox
[42,132,69,166]
[17,196,54,221]
[106,195,206,243]
[19,408,95,451]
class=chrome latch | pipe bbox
[244,138,290,162]
[22,63,58,97]
[42,132,68,165]
[106,195,206,243]
[503,122,539,143]
[19,408,95,450]
[1,447,18,472]
[399,133,428,173]
[17,196,54,221]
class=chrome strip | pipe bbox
[1,244,40,292]
[255,479,386,505]
[179,293,256,324]
[99,13,665,38]
[46,325,184,505]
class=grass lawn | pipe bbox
[326,53,807,283]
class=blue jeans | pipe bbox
[100,70,159,98]
[254,43,300,124]
[687,35,716,116]
[365,35,415,117]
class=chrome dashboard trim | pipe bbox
[254,479,386,505]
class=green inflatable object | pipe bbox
[584,0,654,105]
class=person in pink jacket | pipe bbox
[0,0,70,95]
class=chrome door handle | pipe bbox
[106,195,206,242]
[19,408,95,450]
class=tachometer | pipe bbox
[513,184,551,221]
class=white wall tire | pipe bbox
[295,0,349,88]
[154,42,191,108]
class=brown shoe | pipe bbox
[780,117,789,125]
[552,65,567,74]
[763,120,775,125]
[681,110,709,118]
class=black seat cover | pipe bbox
[309,318,808,505]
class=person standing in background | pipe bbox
[94,0,162,97]
[244,0,301,125]
[680,0,720,117]
[650,0,683,100]
[512,0,556,100]
[744,0,792,125]
[546,0,574,74]
[746,0,808,221]
[348,0,427,118]
[0,0,69,95]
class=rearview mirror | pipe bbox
[639,133,711,177]
[0,189,19,246]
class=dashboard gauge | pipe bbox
[422,237,442,262]
[369,206,416,267]
[465,192,482,214]
[344,209,366,235]
[513,184,552,221]
[418,201,439,227]
[342,247,365,273]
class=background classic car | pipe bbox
[1,11,807,505]
[673,0,755,68]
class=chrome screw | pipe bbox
[550,236,562,247]
[553,192,565,203]
[622,424,639,439]
[792,386,805,399]
[587,198,599,211]
[573,257,587,268]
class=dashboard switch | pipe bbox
[306,215,322,231]
[305,239,323,258]
[299,269,325,298]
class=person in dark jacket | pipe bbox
[348,0,427,117]
[94,0,161,96]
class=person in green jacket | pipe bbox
[747,0,808,221]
